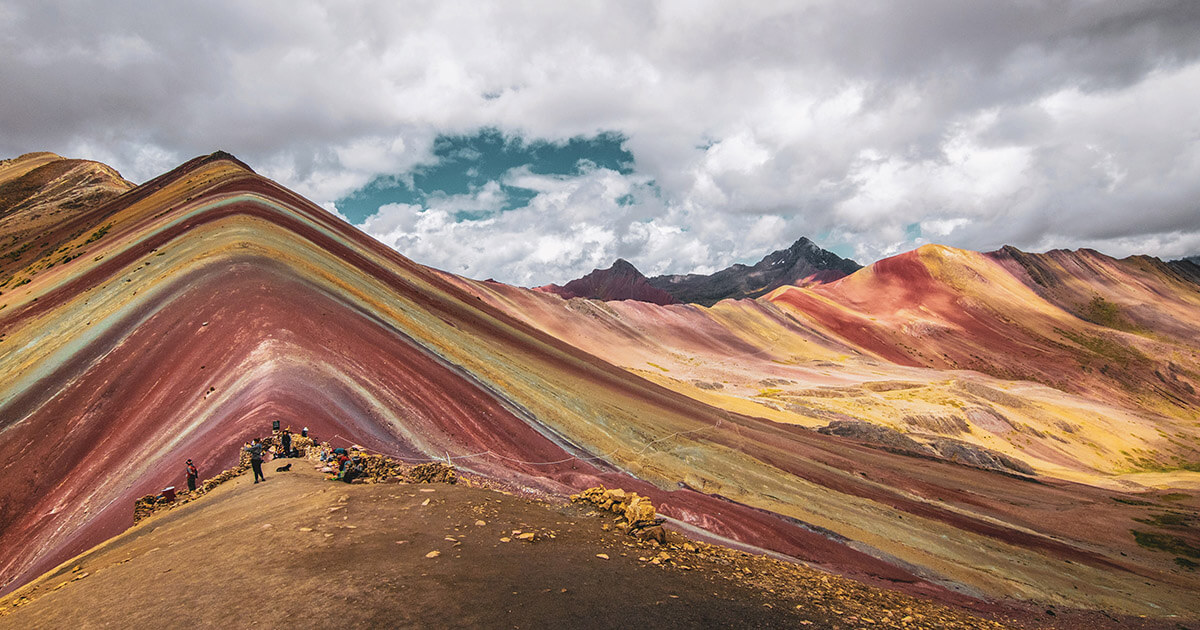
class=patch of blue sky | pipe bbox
[904,222,922,240]
[337,128,635,223]
[812,229,858,261]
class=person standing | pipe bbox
[185,459,199,491]
[281,429,292,458]
[244,438,266,483]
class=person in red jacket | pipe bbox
[185,459,199,491]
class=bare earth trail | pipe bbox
[3,463,1189,630]
[0,464,818,629]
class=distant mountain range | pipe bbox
[538,237,861,306]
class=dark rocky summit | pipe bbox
[539,238,860,306]
[537,258,678,305]
[647,237,861,306]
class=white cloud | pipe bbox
[3,1,1200,282]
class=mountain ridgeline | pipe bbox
[5,151,1200,624]
[539,237,862,306]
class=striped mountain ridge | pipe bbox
[1,152,1198,621]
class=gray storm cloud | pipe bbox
[2,0,1199,284]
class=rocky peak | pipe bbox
[645,238,861,306]
[535,259,678,305]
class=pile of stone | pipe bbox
[310,444,458,485]
[133,461,249,523]
[348,451,406,482]
[262,432,315,456]
[571,486,665,543]
[405,462,457,485]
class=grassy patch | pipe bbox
[1112,496,1156,506]
[1176,557,1199,571]
[1057,327,1146,367]
[645,362,669,373]
[1131,530,1200,558]
[1078,295,1138,331]
[1161,493,1193,502]
[84,223,112,244]
[1133,513,1191,528]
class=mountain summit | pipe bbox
[536,258,677,305]
[647,237,861,306]
[540,238,860,306]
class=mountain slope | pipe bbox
[0,152,134,281]
[1,153,1198,622]
[0,154,956,601]
[0,465,1029,630]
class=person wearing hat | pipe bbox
[185,459,199,491]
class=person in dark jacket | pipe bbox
[185,459,199,491]
[280,429,292,458]
[244,438,266,483]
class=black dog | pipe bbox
[275,463,292,473]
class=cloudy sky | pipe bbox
[3,1,1199,284]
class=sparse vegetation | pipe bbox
[1078,295,1139,332]
[1133,513,1191,528]
[1112,496,1156,506]
[84,223,112,244]
[1131,530,1200,558]
[3,242,30,262]
[1056,327,1147,368]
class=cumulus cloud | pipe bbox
[2,1,1199,283]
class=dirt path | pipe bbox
[0,463,1184,629]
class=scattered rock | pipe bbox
[571,486,658,529]
[596,553,609,560]
[425,551,440,559]
[817,420,936,456]
[929,438,1035,475]
[635,525,667,545]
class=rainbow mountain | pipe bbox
[1,151,1198,620]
